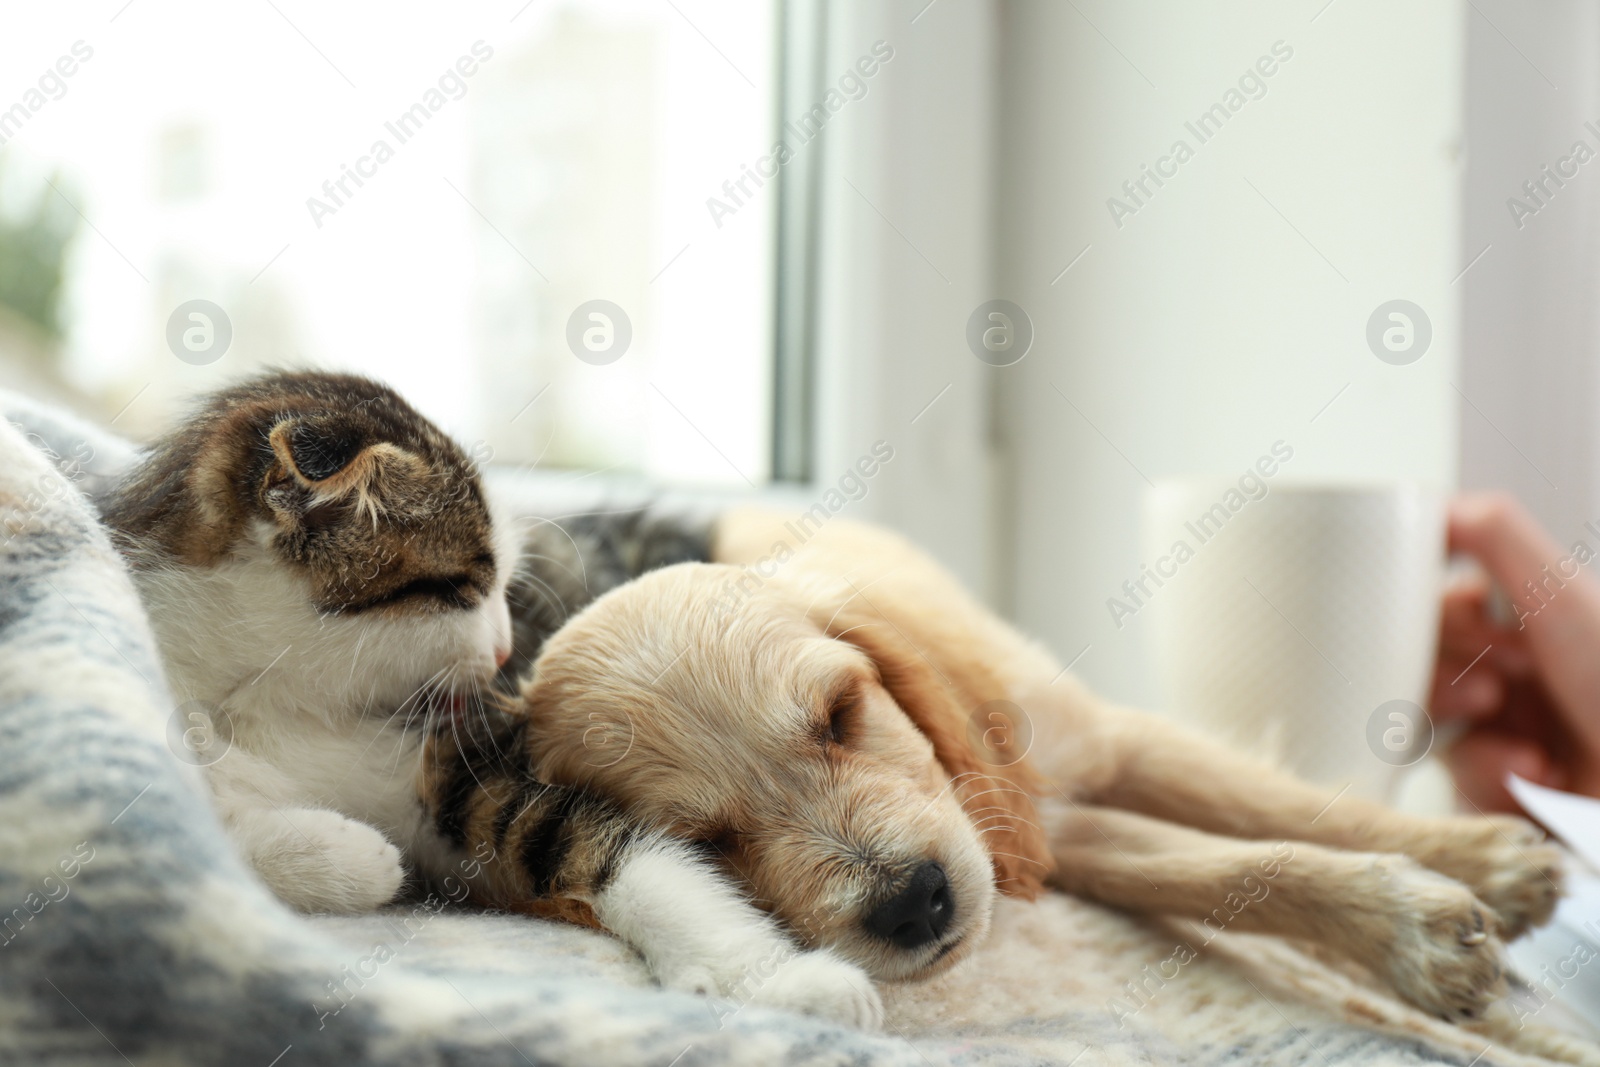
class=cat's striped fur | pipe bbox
[421,710,639,927]
[423,508,716,925]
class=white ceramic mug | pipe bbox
[1141,481,1446,801]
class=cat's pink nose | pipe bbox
[494,645,511,669]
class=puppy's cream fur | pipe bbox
[522,509,1565,1024]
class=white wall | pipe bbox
[994,0,1465,706]
[1462,2,1600,539]
[811,0,1002,598]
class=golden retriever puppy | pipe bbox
[516,509,1563,1022]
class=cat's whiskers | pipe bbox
[346,624,373,691]
[326,663,451,791]
[443,676,499,800]
[465,681,505,762]
[515,516,590,594]
[512,569,571,628]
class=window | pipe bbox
[0,1,786,487]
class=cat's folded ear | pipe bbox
[263,416,426,522]
[269,416,366,487]
[268,415,368,489]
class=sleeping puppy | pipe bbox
[515,509,1563,1022]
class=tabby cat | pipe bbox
[103,371,879,1026]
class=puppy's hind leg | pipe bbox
[1045,802,1508,1021]
[1046,696,1563,939]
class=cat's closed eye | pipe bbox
[353,574,479,612]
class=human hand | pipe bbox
[1429,493,1600,811]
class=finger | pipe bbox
[1430,662,1503,720]
[1449,495,1587,625]
[1440,572,1488,612]
[1444,730,1558,814]
[1438,590,1499,660]
[1438,578,1534,673]
[1448,493,1566,574]
[1448,494,1600,749]
[1488,633,1534,676]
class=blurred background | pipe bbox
[0,0,1583,716]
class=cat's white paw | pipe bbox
[245,807,405,914]
[746,949,884,1030]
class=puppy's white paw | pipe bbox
[247,807,405,914]
[747,950,884,1030]
[592,839,881,1028]
[659,949,883,1030]
[660,964,721,997]
[1361,857,1508,1020]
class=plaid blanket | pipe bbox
[0,391,1592,1066]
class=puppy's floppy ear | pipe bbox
[818,597,1055,898]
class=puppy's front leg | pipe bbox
[1045,802,1507,1020]
[591,836,885,1030]
[1043,695,1563,937]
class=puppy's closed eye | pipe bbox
[820,684,861,749]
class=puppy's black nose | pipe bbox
[864,860,952,949]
